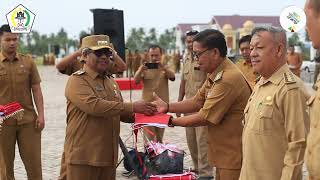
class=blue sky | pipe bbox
[0,0,305,39]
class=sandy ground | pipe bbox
[12,65,313,179]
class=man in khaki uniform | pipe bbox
[236,35,259,89]
[304,1,320,179]
[286,45,303,77]
[177,30,212,179]
[56,34,126,76]
[239,26,309,180]
[57,35,127,180]
[134,44,175,143]
[153,29,251,180]
[0,24,44,180]
[60,35,157,179]
[125,50,133,77]
[173,51,181,73]
[132,50,142,75]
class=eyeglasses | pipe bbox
[91,48,113,58]
[192,49,209,60]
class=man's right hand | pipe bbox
[133,100,157,116]
[139,64,148,72]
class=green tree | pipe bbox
[159,27,176,50]
[126,27,176,52]
[126,28,146,51]
[288,33,310,60]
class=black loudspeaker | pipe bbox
[91,9,125,61]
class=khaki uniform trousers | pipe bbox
[215,168,240,180]
[0,121,42,180]
[143,126,165,143]
[66,164,115,180]
[186,126,212,177]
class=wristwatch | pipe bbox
[168,116,174,127]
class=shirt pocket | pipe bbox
[0,69,7,83]
[192,69,205,82]
[16,68,28,84]
[143,70,156,80]
[183,68,189,81]
[251,103,274,135]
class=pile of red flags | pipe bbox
[0,102,24,123]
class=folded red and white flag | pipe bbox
[0,102,24,123]
[133,113,171,129]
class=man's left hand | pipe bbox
[35,116,45,130]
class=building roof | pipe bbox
[176,23,207,35]
[213,15,280,29]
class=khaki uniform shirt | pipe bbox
[61,58,116,76]
[140,69,170,103]
[240,64,309,180]
[306,81,320,180]
[236,59,259,89]
[0,52,41,125]
[193,59,251,169]
[64,65,133,167]
[182,52,207,99]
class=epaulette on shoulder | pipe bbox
[283,72,296,84]
[213,70,224,82]
[255,75,261,83]
[72,70,85,76]
[18,53,29,59]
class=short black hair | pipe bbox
[0,24,11,36]
[186,30,199,36]
[193,29,227,57]
[239,35,252,47]
[148,44,163,54]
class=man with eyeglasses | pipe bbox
[177,30,212,179]
[304,0,320,179]
[60,35,157,179]
[153,29,251,180]
[239,26,308,180]
[236,35,259,89]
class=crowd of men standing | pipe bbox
[0,0,320,179]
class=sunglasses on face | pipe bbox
[92,48,113,58]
